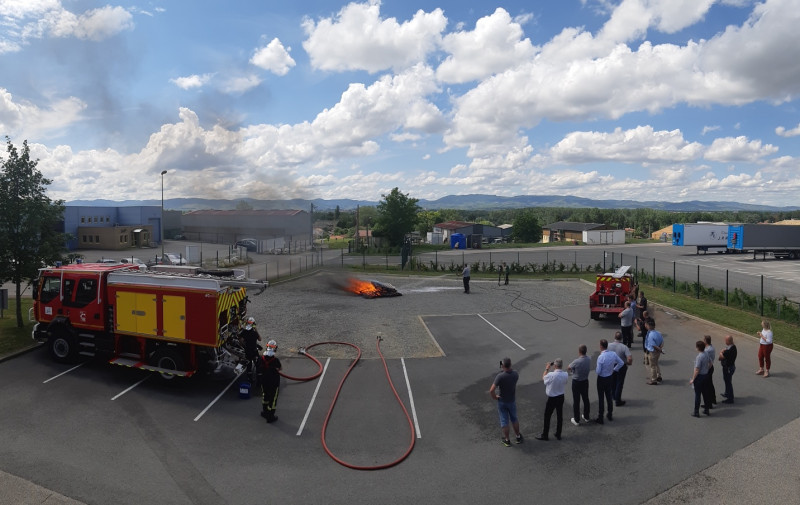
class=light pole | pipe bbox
[160,170,167,257]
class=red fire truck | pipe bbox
[30,263,266,379]
[588,265,633,320]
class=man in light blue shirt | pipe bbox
[645,319,664,384]
[596,339,624,424]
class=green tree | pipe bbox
[511,209,542,243]
[374,188,420,247]
[235,199,253,210]
[0,138,66,327]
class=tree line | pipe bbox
[315,195,800,245]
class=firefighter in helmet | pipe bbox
[240,316,262,361]
[258,339,282,423]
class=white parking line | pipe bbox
[296,357,330,436]
[478,314,526,350]
[111,377,149,400]
[401,358,421,439]
[194,372,242,422]
[42,362,86,383]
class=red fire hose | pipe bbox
[278,337,416,470]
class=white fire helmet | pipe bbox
[265,340,277,357]
[245,316,256,330]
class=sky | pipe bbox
[1,0,800,207]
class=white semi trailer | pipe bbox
[671,223,729,254]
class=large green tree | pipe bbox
[374,188,420,247]
[511,209,542,243]
[0,138,66,327]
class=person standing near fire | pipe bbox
[462,263,471,293]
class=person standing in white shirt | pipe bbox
[756,320,774,378]
[536,359,569,441]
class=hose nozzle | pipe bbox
[298,347,306,355]
[376,332,383,342]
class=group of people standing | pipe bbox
[488,313,771,446]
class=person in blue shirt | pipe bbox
[645,319,664,384]
[595,339,624,424]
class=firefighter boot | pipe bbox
[260,405,269,420]
[266,409,278,423]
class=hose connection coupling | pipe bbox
[376,332,383,342]
[298,347,306,355]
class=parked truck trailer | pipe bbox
[672,223,729,254]
[727,224,800,259]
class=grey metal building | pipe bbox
[181,209,312,251]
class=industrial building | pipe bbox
[181,209,312,253]
[63,206,163,251]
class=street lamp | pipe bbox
[160,170,167,257]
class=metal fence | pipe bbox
[300,248,800,325]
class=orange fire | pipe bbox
[346,278,382,297]
[342,278,401,298]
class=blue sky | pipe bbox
[1,0,799,206]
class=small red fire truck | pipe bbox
[30,262,266,379]
[588,265,633,320]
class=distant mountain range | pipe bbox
[67,195,800,212]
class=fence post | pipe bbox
[265,263,268,282]
[760,275,764,316]
[652,258,656,287]
[603,251,606,272]
[725,270,728,306]
[673,262,676,293]
[696,264,700,299]
[435,250,438,270]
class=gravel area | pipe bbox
[246,270,593,360]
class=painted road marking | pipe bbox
[478,314,526,350]
[297,357,331,436]
[42,362,86,383]
[111,376,150,400]
[401,357,421,439]
[194,372,242,422]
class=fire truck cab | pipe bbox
[588,265,633,320]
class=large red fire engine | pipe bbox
[588,265,633,320]
[30,263,266,379]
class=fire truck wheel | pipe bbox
[152,348,185,380]
[49,332,78,363]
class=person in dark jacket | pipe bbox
[240,316,262,361]
[258,339,282,423]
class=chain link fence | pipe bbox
[309,247,800,325]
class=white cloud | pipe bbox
[220,75,262,94]
[250,38,296,76]
[301,0,446,73]
[775,123,800,137]
[0,2,133,52]
[169,74,214,90]
[701,125,720,135]
[704,136,778,162]
[550,126,704,164]
[0,87,86,140]
[436,8,536,84]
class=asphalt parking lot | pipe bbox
[1,274,799,504]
